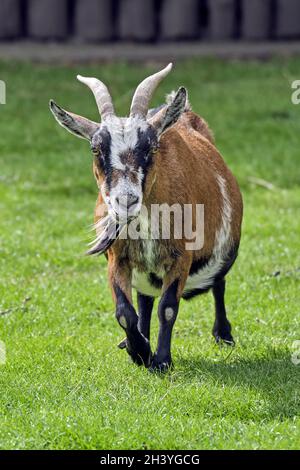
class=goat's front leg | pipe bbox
[110,263,152,367]
[118,292,154,352]
[150,261,191,372]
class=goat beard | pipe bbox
[86,215,127,256]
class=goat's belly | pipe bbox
[132,245,237,298]
[183,245,238,298]
[132,266,218,298]
[132,257,222,298]
[183,258,224,295]
[132,270,162,297]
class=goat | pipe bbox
[49,64,243,372]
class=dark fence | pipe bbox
[1,0,300,42]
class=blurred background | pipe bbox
[0,0,300,45]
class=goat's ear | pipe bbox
[154,87,187,138]
[49,100,99,141]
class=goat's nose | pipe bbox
[127,194,139,208]
[116,195,139,209]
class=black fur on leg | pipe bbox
[114,285,152,367]
[137,292,154,340]
[150,279,179,372]
[212,278,234,345]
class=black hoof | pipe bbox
[149,354,173,373]
[125,333,152,368]
[213,320,234,346]
[214,333,235,346]
[118,338,127,350]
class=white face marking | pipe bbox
[110,181,142,221]
[184,173,233,292]
[100,116,152,220]
[104,115,148,171]
[118,315,127,329]
[165,307,174,321]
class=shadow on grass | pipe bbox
[177,348,300,419]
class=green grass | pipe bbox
[0,58,300,450]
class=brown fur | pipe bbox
[94,111,243,301]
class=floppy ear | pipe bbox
[152,87,187,138]
[49,100,99,141]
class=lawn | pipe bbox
[0,58,300,450]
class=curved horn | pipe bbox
[77,75,115,121]
[130,63,173,118]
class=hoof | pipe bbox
[214,334,235,346]
[118,338,127,350]
[149,354,173,373]
[213,321,234,346]
[125,333,152,368]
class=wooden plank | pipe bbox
[0,0,22,39]
[74,0,114,42]
[160,0,200,40]
[27,0,69,40]
[209,0,236,40]
[118,0,156,41]
[241,0,272,40]
[276,0,300,38]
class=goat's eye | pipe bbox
[151,144,159,156]
[91,146,100,157]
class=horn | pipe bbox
[130,63,173,118]
[77,75,115,121]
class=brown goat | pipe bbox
[50,64,243,371]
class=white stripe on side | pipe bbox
[184,173,233,292]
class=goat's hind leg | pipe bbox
[212,278,234,345]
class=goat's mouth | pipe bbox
[110,201,141,222]
[111,208,138,224]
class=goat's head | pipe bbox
[50,64,187,221]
